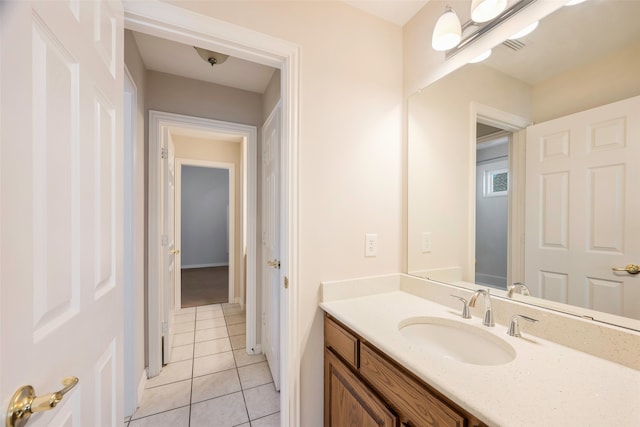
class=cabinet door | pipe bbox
[325,349,397,427]
[360,343,465,427]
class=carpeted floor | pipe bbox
[181,266,229,308]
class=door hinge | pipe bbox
[161,234,168,246]
[161,147,168,159]
[284,276,289,289]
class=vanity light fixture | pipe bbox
[469,49,492,63]
[508,20,539,39]
[471,0,507,23]
[432,6,462,51]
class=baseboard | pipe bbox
[182,262,229,269]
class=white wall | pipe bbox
[165,2,403,424]
[181,166,230,268]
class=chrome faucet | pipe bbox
[450,295,471,319]
[507,282,531,298]
[469,289,494,327]
[507,314,538,337]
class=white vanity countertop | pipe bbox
[320,289,640,427]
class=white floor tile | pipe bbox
[250,411,280,427]
[145,360,193,388]
[172,331,195,347]
[222,306,244,316]
[230,334,246,350]
[194,337,232,358]
[238,362,273,390]
[174,312,195,323]
[227,323,246,336]
[191,369,241,403]
[196,304,223,312]
[132,380,191,420]
[195,317,227,330]
[193,351,236,377]
[173,321,195,334]
[195,326,228,342]
[244,383,279,421]
[225,314,246,325]
[176,307,196,314]
[190,392,249,427]
[196,310,223,320]
[233,349,266,367]
[169,344,193,363]
[129,406,190,427]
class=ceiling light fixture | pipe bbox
[471,0,507,23]
[508,20,539,39]
[469,49,492,63]
[432,6,462,51]
[194,46,229,67]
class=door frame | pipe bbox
[471,103,530,286]
[175,158,236,309]
[148,110,256,375]
[125,3,300,424]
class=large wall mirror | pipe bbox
[407,0,640,331]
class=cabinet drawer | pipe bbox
[325,315,359,369]
[359,343,465,427]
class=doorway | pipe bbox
[475,125,511,289]
[125,3,301,423]
[176,162,235,308]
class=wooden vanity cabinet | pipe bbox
[324,314,487,427]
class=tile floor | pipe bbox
[124,303,280,427]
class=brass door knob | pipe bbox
[6,377,79,427]
[612,264,640,275]
[170,249,180,255]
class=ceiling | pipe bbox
[131,1,640,94]
[130,1,428,93]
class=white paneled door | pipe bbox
[262,103,281,391]
[1,1,124,426]
[525,95,640,320]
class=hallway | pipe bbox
[124,304,280,427]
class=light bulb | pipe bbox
[432,6,462,51]
[471,0,507,23]
[508,21,539,40]
[469,49,492,63]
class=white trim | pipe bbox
[126,3,300,424]
[123,66,138,417]
[136,368,147,410]
[176,157,236,308]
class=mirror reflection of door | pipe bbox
[475,124,511,289]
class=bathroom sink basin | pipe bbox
[398,317,515,366]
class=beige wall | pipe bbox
[408,64,531,280]
[172,136,243,301]
[533,40,640,123]
[123,29,147,416]
[146,70,263,127]
[166,1,403,424]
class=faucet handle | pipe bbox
[507,314,538,337]
[450,295,471,319]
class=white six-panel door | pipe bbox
[525,96,640,320]
[262,103,281,391]
[1,1,124,425]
